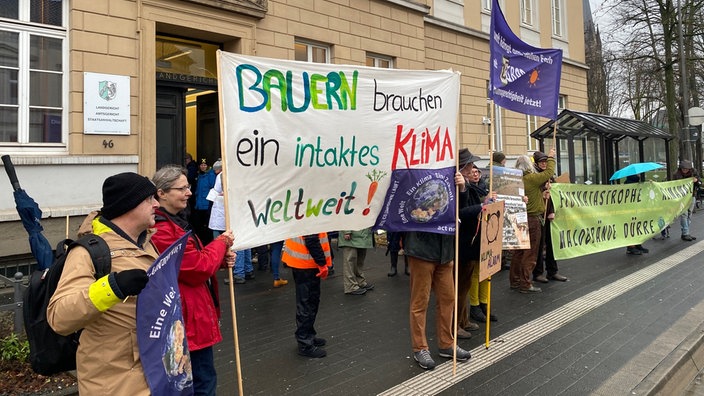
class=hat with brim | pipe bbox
[458,148,481,167]
[533,151,548,162]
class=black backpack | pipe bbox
[22,234,111,375]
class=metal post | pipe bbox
[13,272,24,334]
[678,0,693,161]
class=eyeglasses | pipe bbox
[169,184,191,192]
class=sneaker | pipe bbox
[438,346,472,362]
[245,272,255,280]
[626,247,642,255]
[313,337,326,347]
[519,285,542,293]
[345,288,367,295]
[682,235,696,241]
[636,246,649,254]
[273,279,289,288]
[362,283,375,291]
[533,275,549,284]
[457,328,472,339]
[413,349,436,370]
[547,273,568,282]
[234,276,246,284]
[469,305,487,322]
[463,322,480,331]
[298,346,326,358]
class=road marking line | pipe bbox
[378,241,703,396]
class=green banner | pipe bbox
[550,180,692,260]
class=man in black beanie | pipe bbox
[47,172,160,395]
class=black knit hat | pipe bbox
[100,172,157,220]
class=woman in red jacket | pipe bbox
[152,165,235,396]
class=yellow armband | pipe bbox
[88,273,122,312]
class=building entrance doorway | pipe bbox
[155,35,221,169]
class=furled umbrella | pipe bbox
[609,162,665,182]
[2,155,54,270]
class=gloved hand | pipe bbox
[88,269,148,312]
[112,269,149,298]
[316,265,329,279]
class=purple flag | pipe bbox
[374,167,458,234]
[488,0,563,119]
[137,232,193,395]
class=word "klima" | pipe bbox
[391,125,453,170]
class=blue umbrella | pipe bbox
[609,162,665,181]
[2,155,53,270]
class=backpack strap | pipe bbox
[70,234,112,279]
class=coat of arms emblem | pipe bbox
[98,81,117,101]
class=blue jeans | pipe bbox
[680,200,695,235]
[234,249,253,278]
[270,240,284,279]
[191,346,216,395]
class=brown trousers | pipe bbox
[510,216,543,290]
[408,256,454,351]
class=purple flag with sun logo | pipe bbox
[137,232,193,395]
[488,0,563,119]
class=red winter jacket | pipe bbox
[151,209,228,351]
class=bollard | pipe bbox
[13,272,23,334]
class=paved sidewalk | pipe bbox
[214,212,704,395]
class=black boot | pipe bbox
[470,305,486,322]
[388,252,398,277]
[480,303,498,322]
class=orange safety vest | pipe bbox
[282,233,332,269]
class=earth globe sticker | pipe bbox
[406,178,450,223]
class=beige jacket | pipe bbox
[47,214,159,396]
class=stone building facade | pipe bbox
[0,0,587,258]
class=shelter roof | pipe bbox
[531,109,673,141]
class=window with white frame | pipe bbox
[558,95,566,111]
[482,0,491,11]
[527,115,539,151]
[294,40,330,63]
[551,0,563,37]
[0,0,67,147]
[366,53,393,69]
[520,0,533,26]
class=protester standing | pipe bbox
[48,172,159,395]
[386,232,408,276]
[510,148,556,294]
[405,171,472,370]
[151,165,235,396]
[282,233,333,358]
[191,159,220,246]
[457,150,486,334]
[339,227,375,295]
[532,152,569,282]
[672,160,700,241]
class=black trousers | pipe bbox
[292,267,321,348]
[534,219,559,276]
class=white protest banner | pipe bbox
[218,52,460,249]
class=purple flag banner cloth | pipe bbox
[374,167,458,234]
[488,0,563,119]
[137,232,193,395]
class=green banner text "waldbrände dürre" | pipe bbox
[550,179,692,260]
